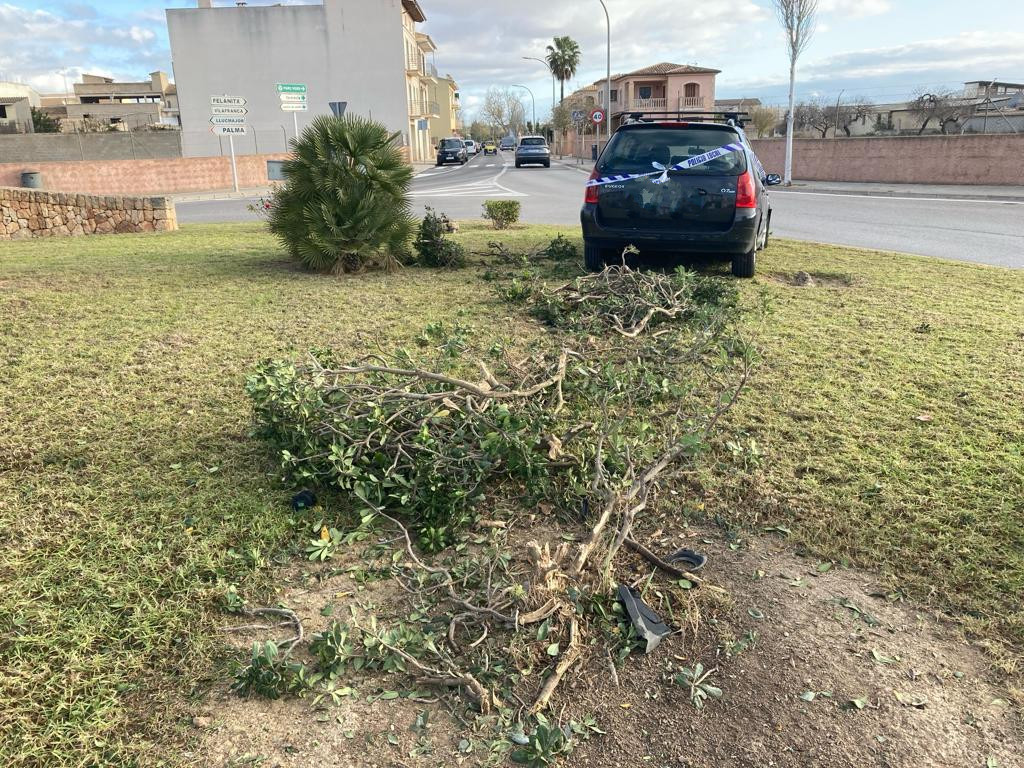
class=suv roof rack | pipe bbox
[622,110,749,127]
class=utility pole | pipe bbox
[511,85,536,132]
[598,0,611,147]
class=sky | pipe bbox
[2,0,1022,120]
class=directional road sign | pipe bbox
[210,115,247,125]
[211,106,248,116]
[212,125,249,136]
[211,95,246,107]
[276,83,307,94]
[280,102,308,112]
[280,93,307,103]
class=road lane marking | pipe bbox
[773,190,1024,205]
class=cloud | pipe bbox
[0,3,167,91]
[817,0,891,18]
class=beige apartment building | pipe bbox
[402,2,439,163]
[57,72,179,131]
[428,75,461,147]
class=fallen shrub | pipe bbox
[482,199,521,230]
[414,207,467,268]
[540,234,580,262]
[506,263,738,338]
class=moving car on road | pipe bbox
[436,137,468,166]
[515,136,551,168]
[499,137,516,152]
[580,115,779,277]
[463,139,478,155]
[482,141,498,156]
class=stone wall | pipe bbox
[0,152,289,197]
[0,187,177,240]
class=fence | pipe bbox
[0,131,182,163]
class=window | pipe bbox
[637,86,653,100]
[610,89,618,103]
[684,83,700,98]
[0,106,7,119]
[598,128,746,177]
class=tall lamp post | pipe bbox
[511,84,536,133]
[522,56,556,122]
[598,0,611,146]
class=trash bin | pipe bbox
[591,144,598,162]
[20,171,42,189]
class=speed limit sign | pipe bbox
[590,107,606,125]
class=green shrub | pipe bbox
[413,207,467,268]
[268,115,416,273]
[482,199,521,230]
[540,234,579,262]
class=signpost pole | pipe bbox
[228,134,239,193]
[292,111,299,143]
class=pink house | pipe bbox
[599,62,720,126]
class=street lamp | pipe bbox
[522,56,556,122]
[598,0,611,146]
[510,84,536,133]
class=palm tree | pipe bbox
[268,114,415,273]
[546,36,581,103]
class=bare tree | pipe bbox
[749,106,778,138]
[794,98,831,138]
[481,87,527,137]
[836,97,872,137]
[772,0,818,183]
[909,89,974,135]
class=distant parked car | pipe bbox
[463,139,478,155]
[436,137,468,166]
[580,117,778,278]
[515,136,551,168]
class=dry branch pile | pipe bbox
[241,262,758,750]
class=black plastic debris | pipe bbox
[291,489,317,512]
[666,547,707,572]
[617,584,672,653]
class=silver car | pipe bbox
[515,136,551,168]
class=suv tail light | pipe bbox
[735,170,757,208]
[584,169,600,204]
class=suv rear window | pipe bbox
[441,139,463,149]
[599,128,745,176]
[520,137,546,146]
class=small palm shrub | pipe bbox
[268,115,416,273]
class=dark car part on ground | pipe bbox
[581,119,780,278]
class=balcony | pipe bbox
[409,98,440,117]
[405,54,424,75]
[679,96,705,109]
[631,98,667,111]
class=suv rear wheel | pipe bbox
[731,249,756,278]
[584,241,606,272]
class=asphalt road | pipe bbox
[177,152,1024,269]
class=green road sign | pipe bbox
[276,83,307,93]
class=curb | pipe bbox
[777,186,1024,203]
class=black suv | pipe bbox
[580,117,779,277]
[436,137,468,166]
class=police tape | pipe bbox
[585,143,744,188]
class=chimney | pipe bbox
[197,0,212,7]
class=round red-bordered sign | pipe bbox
[590,107,606,125]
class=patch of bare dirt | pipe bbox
[769,270,856,288]
[565,531,1021,768]
[189,530,1021,768]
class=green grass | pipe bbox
[1,221,1021,765]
